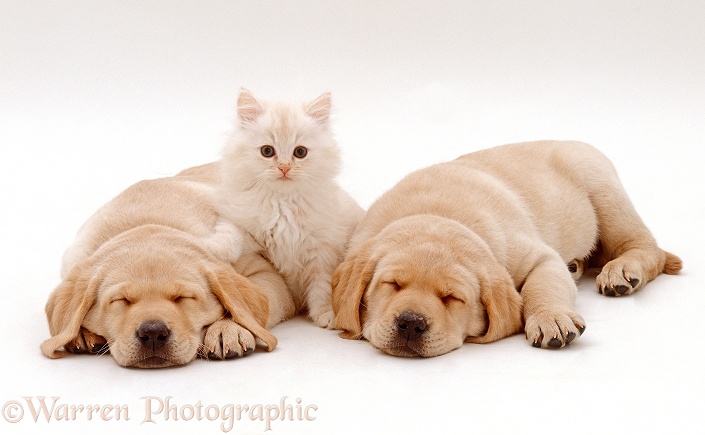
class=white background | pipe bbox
[1,1,704,434]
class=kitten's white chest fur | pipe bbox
[220,185,362,328]
[218,89,364,328]
[236,189,352,305]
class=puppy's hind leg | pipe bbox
[597,246,681,297]
[581,152,682,296]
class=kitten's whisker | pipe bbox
[244,173,269,191]
[296,171,326,185]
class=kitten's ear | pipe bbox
[305,92,332,126]
[237,88,264,123]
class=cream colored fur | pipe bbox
[218,90,364,328]
[333,141,682,357]
[42,162,296,368]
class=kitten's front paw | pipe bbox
[310,309,336,329]
[201,319,256,360]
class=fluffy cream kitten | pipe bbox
[218,89,364,328]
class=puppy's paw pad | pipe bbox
[525,311,585,349]
[565,331,577,344]
[310,309,335,329]
[597,258,644,297]
[202,320,256,360]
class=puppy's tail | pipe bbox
[662,250,682,275]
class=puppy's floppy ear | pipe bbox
[466,264,523,344]
[332,237,379,340]
[205,262,277,351]
[41,260,101,359]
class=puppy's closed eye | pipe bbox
[382,281,402,292]
[440,293,464,307]
[172,295,197,304]
[110,297,132,306]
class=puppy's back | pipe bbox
[61,164,222,277]
[349,141,605,263]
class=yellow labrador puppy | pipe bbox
[41,163,297,368]
[333,141,681,357]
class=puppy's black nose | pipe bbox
[396,311,428,340]
[136,321,170,349]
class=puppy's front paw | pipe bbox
[66,327,109,355]
[201,319,256,360]
[597,258,643,296]
[310,308,335,329]
[525,310,586,349]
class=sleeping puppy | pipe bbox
[41,163,297,368]
[332,141,682,357]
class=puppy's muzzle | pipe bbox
[136,320,171,350]
[396,311,428,341]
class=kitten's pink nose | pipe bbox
[278,163,291,175]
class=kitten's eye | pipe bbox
[260,145,276,158]
[293,146,308,159]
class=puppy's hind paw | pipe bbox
[525,310,586,349]
[567,259,585,281]
[201,319,256,360]
[597,258,643,297]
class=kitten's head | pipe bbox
[222,89,341,192]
